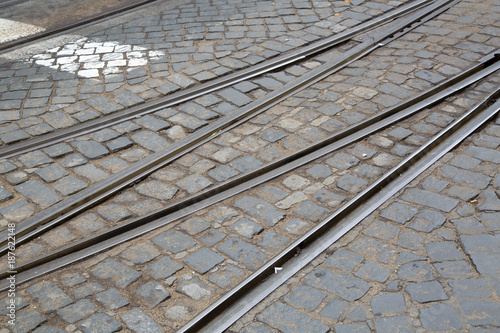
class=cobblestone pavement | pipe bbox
[1,60,498,333]
[232,107,500,333]
[0,0,410,142]
[0,0,499,331]
[1,0,499,240]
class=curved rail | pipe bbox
[0,0,458,254]
[0,0,433,160]
[180,83,500,333]
[1,54,497,290]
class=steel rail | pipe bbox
[1,56,497,290]
[0,0,165,53]
[0,0,434,160]
[180,85,500,333]
[0,0,456,253]
[0,0,24,9]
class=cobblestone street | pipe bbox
[0,0,499,331]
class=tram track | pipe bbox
[0,0,165,54]
[181,82,500,333]
[1,51,498,290]
[0,0,465,256]
[0,0,434,159]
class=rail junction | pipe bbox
[0,0,499,331]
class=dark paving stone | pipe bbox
[97,204,131,222]
[460,234,500,255]
[208,263,245,288]
[304,268,370,301]
[425,242,464,261]
[420,303,462,330]
[284,285,326,311]
[406,281,448,303]
[440,165,492,190]
[479,212,500,232]
[326,152,359,170]
[387,127,413,140]
[145,256,183,279]
[363,220,400,240]
[218,87,252,106]
[230,155,263,172]
[169,113,208,131]
[374,316,415,333]
[294,201,329,222]
[120,308,162,332]
[318,299,348,321]
[78,313,122,333]
[61,273,86,287]
[451,216,487,234]
[421,176,449,193]
[138,281,170,308]
[91,259,141,288]
[136,180,178,200]
[449,279,492,298]
[9,309,46,333]
[334,323,370,333]
[257,231,291,252]
[18,150,54,168]
[234,196,285,227]
[57,299,96,324]
[107,137,134,152]
[180,217,211,235]
[337,174,368,193]
[380,202,418,224]
[355,260,391,283]
[217,237,268,271]
[69,213,104,234]
[91,129,121,142]
[93,289,129,310]
[241,323,273,333]
[176,275,215,301]
[131,130,168,152]
[434,260,475,279]
[460,301,500,326]
[43,143,73,158]
[27,281,73,314]
[477,190,500,211]
[53,176,88,195]
[35,165,69,183]
[398,261,434,282]
[0,295,28,316]
[407,209,446,232]
[257,302,329,333]
[71,140,109,159]
[401,188,458,212]
[59,153,87,167]
[396,230,425,250]
[120,244,160,264]
[74,164,109,182]
[306,164,332,178]
[259,128,287,142]
[72,282,106,299]
[208,165,239,181]
[152,229,196,253]
[230,218,263,239]
[176,174,212,194]
[33,326,66,333]
[256,186,288,203]
[15,180,62,208]
[371,293,406,315]
[183,247,224,274]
